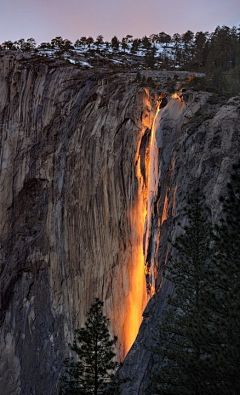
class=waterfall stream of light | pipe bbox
[144,95,185,291]
[123,94,185,357]
[143,102,163,294]
[123,99,161,356]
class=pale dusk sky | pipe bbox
[0,0,239,43]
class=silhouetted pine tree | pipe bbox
[131,38,140,54]
[60,298,118,395]
[148,193,223,395]
[149,175,240,394]
[210,160,240,394]
[111,36,119,50]
[145,46,157,68]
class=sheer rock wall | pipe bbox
[0,56,156,394]
[0,54,240,395]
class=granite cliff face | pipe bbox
[0,55,239,395]
[119,92,240,394]
[0,55,161,394]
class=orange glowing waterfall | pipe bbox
[143,101,162,295]
[124,196,147,354]
[123,94,185,356]
[123,99,161,355]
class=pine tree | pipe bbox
[182,30,194,64]
[86,37,94,48]
[121,38,128,53]
[145,46,157,68]
[157,32,171,47]
[111,36,119,50]
[95,35,104,49]
[131,39,140,54]
[149,177,240,394]
[1,40,16,50]
[142,35,151,50]
[51,36,65,51]
[149,194,221,395]
[210,160,240,393]
[60,298,118,395]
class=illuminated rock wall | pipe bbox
[0,55,157,394]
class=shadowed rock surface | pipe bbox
[0,55,239,394]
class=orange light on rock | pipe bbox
[171,93,182,100]
[124,193,147,355]
[161,192,169,225]
[122,95,161,356]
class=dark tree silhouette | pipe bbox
[210,160,240,394]
[60,298,118,395]
[111,36,119,50]
[95,35,104,49]
[150,176,240,395]
[149,194,221,395]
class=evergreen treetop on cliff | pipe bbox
[1,25,239,96]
